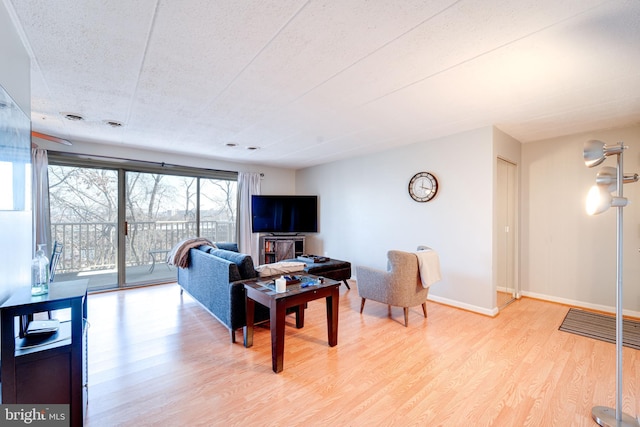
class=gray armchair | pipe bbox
[355,250,429,327]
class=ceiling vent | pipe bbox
[104,120,123,128]
[62,113,84,121]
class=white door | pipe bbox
[497,158,517,308]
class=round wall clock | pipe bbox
[408,172,438,202]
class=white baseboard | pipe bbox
[520,290,640,318]
[428,294,499,317]
[428,291,640,319]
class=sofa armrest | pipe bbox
[178,249,238,324]
[177,248,269,332]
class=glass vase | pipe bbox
[31,243,49,296]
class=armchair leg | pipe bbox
[422,302,427,318]
[360,298,366,313]
[403,307,409,327]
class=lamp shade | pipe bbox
[583,140,624,168]
[584,140,607,168]
[586,185,628,215]
[586,185,611,215]
[595,167,617,192]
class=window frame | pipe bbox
[47,151,239,289]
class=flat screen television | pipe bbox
[251,195,318,234]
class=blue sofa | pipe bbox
[177,243,270,343]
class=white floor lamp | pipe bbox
[583,139,639,427]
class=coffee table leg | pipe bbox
[326,288,339,347]
[295,304,305,328]
[244,297,254,348]
[271,300,287,373]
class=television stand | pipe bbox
[259,235,305,264]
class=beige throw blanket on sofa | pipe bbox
[167,237,214,268]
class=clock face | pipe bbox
[408,172,438,202]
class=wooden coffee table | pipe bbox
[243,275,340,373]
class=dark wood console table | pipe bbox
[243,275,339,373]
[0,280,88,427]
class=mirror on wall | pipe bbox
[0,84,31,212]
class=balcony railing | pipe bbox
[51,220,236,274]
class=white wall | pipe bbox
[299,122,640,317]
[521,124,640,316]
[42,123,640,317]
[0,1,32,301]
[297,127,498,315]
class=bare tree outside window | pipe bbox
[200,178,237,242]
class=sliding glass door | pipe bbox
[124,172,198,285]
[48,155,237,291]
[48,165,119,291]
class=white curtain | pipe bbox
[238,172,261,264]
[32,148,51,253]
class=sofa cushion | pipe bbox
[214,242,239,252]
[209,249,257,280]
[197,244,218,253]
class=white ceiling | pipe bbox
[7,0,640,169]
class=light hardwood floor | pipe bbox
[84,282,639,426]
